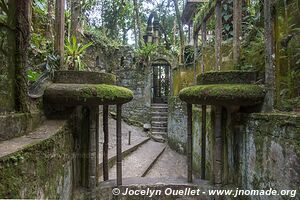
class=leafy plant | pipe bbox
[27,53,60,83]
[65,36,93,71]
[27,69,41,82]
[280,70,300,99]
[135,43,158,66]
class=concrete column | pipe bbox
[116,105,123,186]
[214,106,223,187]
[187,103,193,183]
[103,105,109,181]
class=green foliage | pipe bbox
[27,53,59,83]
[135,43,158,66]
[27,70,41,82]
[65,36,93,71]
[241,28,264,72]
[280,70,300,99]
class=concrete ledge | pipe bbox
[0,120,66,159]
[0,112,44,142]
[179,84,265,106]
[0,119,73,199]
[44,84,134,106]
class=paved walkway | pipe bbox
[146,146,187,178]
[99,115,187,179]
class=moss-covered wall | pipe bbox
[241,113,300,197]
[0,122,74,199]
[0,112,43,141]
[167,96,213,179]
[168,95,300,196]
[115,46,152,124]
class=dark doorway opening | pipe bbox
[152,64,170,103]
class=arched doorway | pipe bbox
[152,62,170,103]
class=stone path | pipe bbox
[99,116,187,180]
[98,114,148,156]
[146,146,187,178]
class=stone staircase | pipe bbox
[151,103,168,137]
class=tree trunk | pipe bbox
[55,0,65,69]
[233,0,242,68]
[201,22,207,74]
[173,0,185,65]
[71,0,81,39]
[46,0,54,41]
[215,0,222,71]
[14,0,31,112]
[263,0,276,111]
[133,0,142,47]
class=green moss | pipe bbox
[44,84,134,105]
[179,84,265,106]
[197,70,257,85]
[81,84,133,103]
[0,125,73,198]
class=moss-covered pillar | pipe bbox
[116,104,123,186]
[215,0,222,71]
[88,106,99,189]
[214,106,223,187]
[54,0,65,69]
[103,105,109,181]
[201,21,207,74]
[201,105,206,179]
[263,0,276,111]
[187,103,193,183]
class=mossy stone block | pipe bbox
[179,84,265,106]
[197,70,257,85]
[53,70,116,85]
[44,84,134,105]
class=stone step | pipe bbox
[151,107,168,112]
[99,140,166,180]
[151,116,168,122]
[151,103,168,108]
[151,112,168,117]
[151,131,167,136]
[98,137,150,177]
[151,127,168,132]
[151,121,167,127]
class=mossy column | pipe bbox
[214,106,223,188]
[215,0,222,71]
[116,105,122,186]
[187,103,193,183]
[103,105,109,181]
[89,106,99,189]
[55,0,65,69]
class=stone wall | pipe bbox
[115,46,151,124]
[0,121,74,199]
[167,98,300,198]
[0,112,44,141]
[167,96,213,179]
[241,113,300,198]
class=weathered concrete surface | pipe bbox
[101,140,166,180]
[0,119,74,199]
[0,112,44,141]
[115,46,152,124]
[168,96,300,199]
[167,97,213,180]
[167,96,187,154]
[146,146,187,178]
[242,113,300,199]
